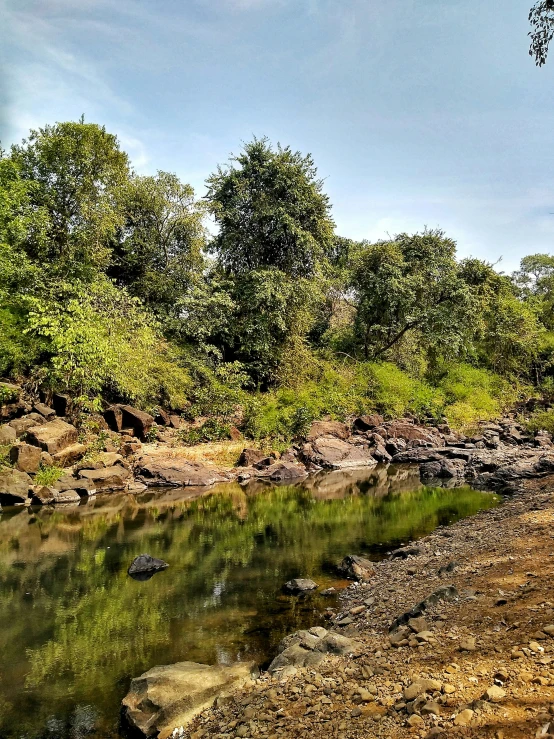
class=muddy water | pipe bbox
[0,465,499,738]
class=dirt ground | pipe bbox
[181,476,554,739]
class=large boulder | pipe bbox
[32,403,56,420]
[26,419,78,454]
[9,443,41,473]
[77,465,132,491]
[0,469,31,505]
[307,421,350,441]
[104,405,154,440]
[303,437,377,469]
[252,461,308,482]
[136,456,227,487]
[338,554,376,581]
[237,448,268,467]
[122,661,258,739]
[9,416,40,438]
[268,628,360,675]
[386,421,440,445]
[353,415,384,432]
[0,425,16,445]
[52,443,87,467]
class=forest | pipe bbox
[1,119,554,445]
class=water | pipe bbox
[0,465,499,739]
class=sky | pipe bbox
[1,0,554,272]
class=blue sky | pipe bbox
[1,0,554,272]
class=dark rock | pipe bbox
[353,415,384,432]
[237,448,269,467]
[54,475,96,496]
[9,443,41,473]
[78,465,131,491]
[372,443,392,463]
[26,419,78,454]
[385,438,406,456]
[253,461,308,481]
[30,486,55,505]
[283,578,318,594]
[120,405,154,440]
[0,469,32,505]
[438,561,458,576]
[390,585,459,632]
[391,545,422,559]
[103,405,123,432]
[386,421,441,445]
[338,554,375,581]
[154,409,170,426]
[128,554,169,581]
[252,456,275,469]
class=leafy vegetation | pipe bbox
[1,119,552,437]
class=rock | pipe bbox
[78,465,131,491]
[136,456,227,487]
[253,461,307,481]
[307,421,351,441]
[52,489,80,505]
[338,554,375,581]
[237,448,268,467]
[30,486,55,505]
[168,415,182,429]
[283,578,318,594]
[392,545,422,559]
[9,443,41,473]
[52,443,87,467]
[268,630,359,674]
[33,403,56,420]
[52,393,70,417]
[404,679,442,700]
[0,424,16,444]
[26,419,78,454]
[385,438,406,456]
[104,405,124,432]
[54,475,96,496]
[485,685,506,702]
[454,708,475,726]
[118,405,154,440]
[407,714,424,727]
[459,636,476,651]
[372,444,392,463]
[40,451,54,466]
[353,415,384,432]
[0,469,32,505]
[408,617,429,633]
[122,661,257,739]
[386,421,439,444]
[128,554,169,581]
[302,437,377,469]
[9,416,40,438]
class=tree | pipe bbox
[350,230,473,361]
[110,171,207,318]
[10,119,130,274]
[206,138,335,278]
[529,0,554,66]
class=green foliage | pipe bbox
[34,465,63,487]
[525,408,554,435]
[177,418,232,445]
[206,137,335,278]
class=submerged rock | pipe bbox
[128,554,169,581]
[283,578,318,594]
[122,660,258,738]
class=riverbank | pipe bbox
[173,475,554,739]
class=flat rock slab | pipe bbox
[78,465,131,491]
[136,456,227,487]
[303,437,377,469]
[26,419,78,454]
[252,461,308,482]
[122,661,257,739]
[283,578,318,594]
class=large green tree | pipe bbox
[206,138,335,278]
[110,170,207,318]
[350,230,473,361]
[10,120,130,275]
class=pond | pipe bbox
[0,464,499,739]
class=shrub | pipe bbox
[34,465,63,486]
[526,409,554,436]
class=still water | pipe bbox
[0,465,499,739]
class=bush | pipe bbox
[177,418,231,445]
[525,409,554,435]
[34,465,63,486]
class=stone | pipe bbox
[136,456,227,487]
[459,636,476,652]
[26,419,78,454]
[543,625,554,636]
[237,448,268,467]
[122,661,257,739]
[128,554,169,579]
[52,443,87,467]
[0,424,16,444]
[302,437,377,469]
[9,417,40,437]
[9,443,41,473]
[407,714,424,727]
[421,700,441,716]
[40,451,54,466]
[408,617,429,633]
[0,468,31,505]
[119,405,154,440]
[307,421,351,441]
[33,403,56,419]
[253,461,307,482]
[78,465,132,491]
[337,554,375,581]
[454,708,475,726]
[53,489,80,505]
[104,405,123,432]
[404,679,442,701]
[54,475,96,496]
[353,415,384,432]
[392,545,422,559]
[30,486,55,505]
[387,421,439,444]
[283,578,318,594]
[485,685,506,702]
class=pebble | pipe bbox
[454,708,475,726]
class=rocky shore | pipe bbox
[153,475,554,739]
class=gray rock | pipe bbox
[78,465,132,491]
[0,469,32,505]
[128,554,169,578]
[283,578,318,594]
[338,554,375,581]
[122,661,257,738]
[136,456,227,487]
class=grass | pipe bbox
[34,465,63,487]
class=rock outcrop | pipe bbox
[122,661,258,738]
[136,456,228,487]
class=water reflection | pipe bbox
[0,466,498,739]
